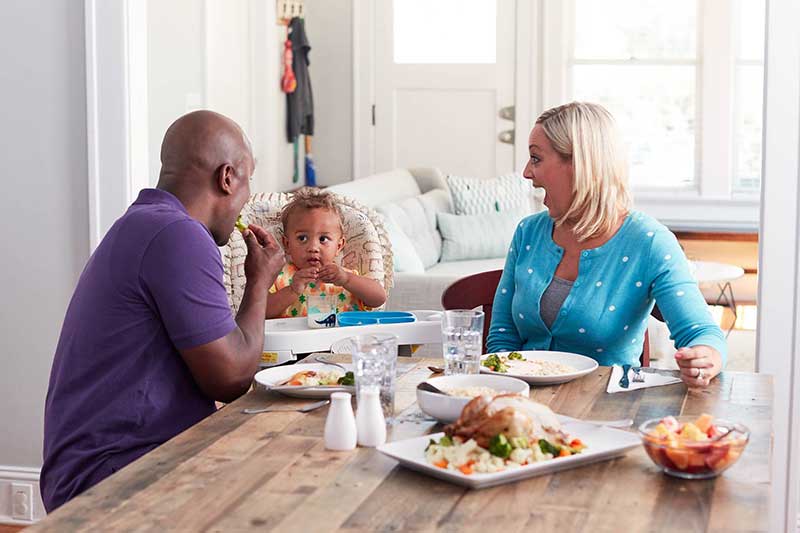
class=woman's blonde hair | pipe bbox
[535,102,632,242]
[280,187,344,234]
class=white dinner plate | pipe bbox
[377,421,640,489]
[479,350,599,385]
[254,363,355,399]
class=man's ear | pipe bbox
[217,163,235,195]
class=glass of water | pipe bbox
[442,309,485,375]
[348,333,398,422]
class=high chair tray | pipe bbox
[262,310,442,357]
[337,311,416,327]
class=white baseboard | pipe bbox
[0,466,45,525]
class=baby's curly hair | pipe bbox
[280,187,344,234]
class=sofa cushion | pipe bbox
[380,214,425,273]
[437,208,527,262]
[424,257,507,277]
[447,172,542,215]
[326,169,422,208]
[377,189,448,269]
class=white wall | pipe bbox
[144,0,295,194]
[304,0,354,185]
[0,0,89,520]
[146,0,206,185]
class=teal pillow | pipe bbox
[437,209,528,261]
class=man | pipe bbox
[41,111,285,511]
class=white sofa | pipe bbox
[327,168,536,313]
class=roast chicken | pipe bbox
[444,394,564,449]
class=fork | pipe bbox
[242,399,330,415]
[313,354,348,372]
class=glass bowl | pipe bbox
[638,416,749,479]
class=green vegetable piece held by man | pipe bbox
[235,215,248,232]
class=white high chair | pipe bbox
[220,191,395,316]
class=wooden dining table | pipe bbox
[29,357,772,533]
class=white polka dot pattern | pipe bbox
[608,305,616,312]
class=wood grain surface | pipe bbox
[28,358,771,533]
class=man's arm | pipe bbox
[180,225,284,402]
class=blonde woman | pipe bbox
[486,102,726,387]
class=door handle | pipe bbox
[498,130,515,144]
[498,105,515,121]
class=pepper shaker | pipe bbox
[324,392,357,451]
[355,389,387,447]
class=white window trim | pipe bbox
[758,0,800,529]
[541,0,762,231]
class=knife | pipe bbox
[619,364,631,388]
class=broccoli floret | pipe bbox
[337,371,355,386]
[438,435,454,447]
[481,354,508,373]
[508,351,524,360]
[538,439,561,456]
[489,434,513,458]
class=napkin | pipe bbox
[606,365,683,394]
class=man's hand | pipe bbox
[674,345,722,388]
[243,224,284,287]
[290,266,319,295]
[317,263,350,286]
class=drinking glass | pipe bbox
[307,291,338,329]
[442,309,485,375]
[348,333,398,422]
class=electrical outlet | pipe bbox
[11,482,33,521]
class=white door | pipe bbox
[373,0,516,178]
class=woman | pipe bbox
[487,102,726,387]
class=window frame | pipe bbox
[541,0,762,230]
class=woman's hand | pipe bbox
[674,345,722,388]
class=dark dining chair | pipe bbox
[441,269,659,367]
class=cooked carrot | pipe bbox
[434,459,448,468]
[459,463,474,475]
[558,448,571,457]
[570,439,584,448]
[288,380,303,386]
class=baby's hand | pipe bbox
[290,266,319,295]
[317,264,350,286]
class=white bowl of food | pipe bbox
[416,374,530,423]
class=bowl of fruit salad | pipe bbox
[638,414,749,479]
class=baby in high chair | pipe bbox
[266,188,387,319]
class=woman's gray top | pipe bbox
[540,276,574,329]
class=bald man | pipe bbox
[41,111,284,511]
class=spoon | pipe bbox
[710,423,747,442]
[427,366,445,374]
[417,381,447,395]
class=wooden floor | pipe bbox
[0,525,26,533]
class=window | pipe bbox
[393,0,496,64]
[733,0,766,193]
[545,0,765,198]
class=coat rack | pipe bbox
[277,0,304,24]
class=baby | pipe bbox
[266,188,387,318]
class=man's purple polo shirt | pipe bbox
[41,189,236,512]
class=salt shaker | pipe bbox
[355,389,387,447]
[324,392,357,451]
